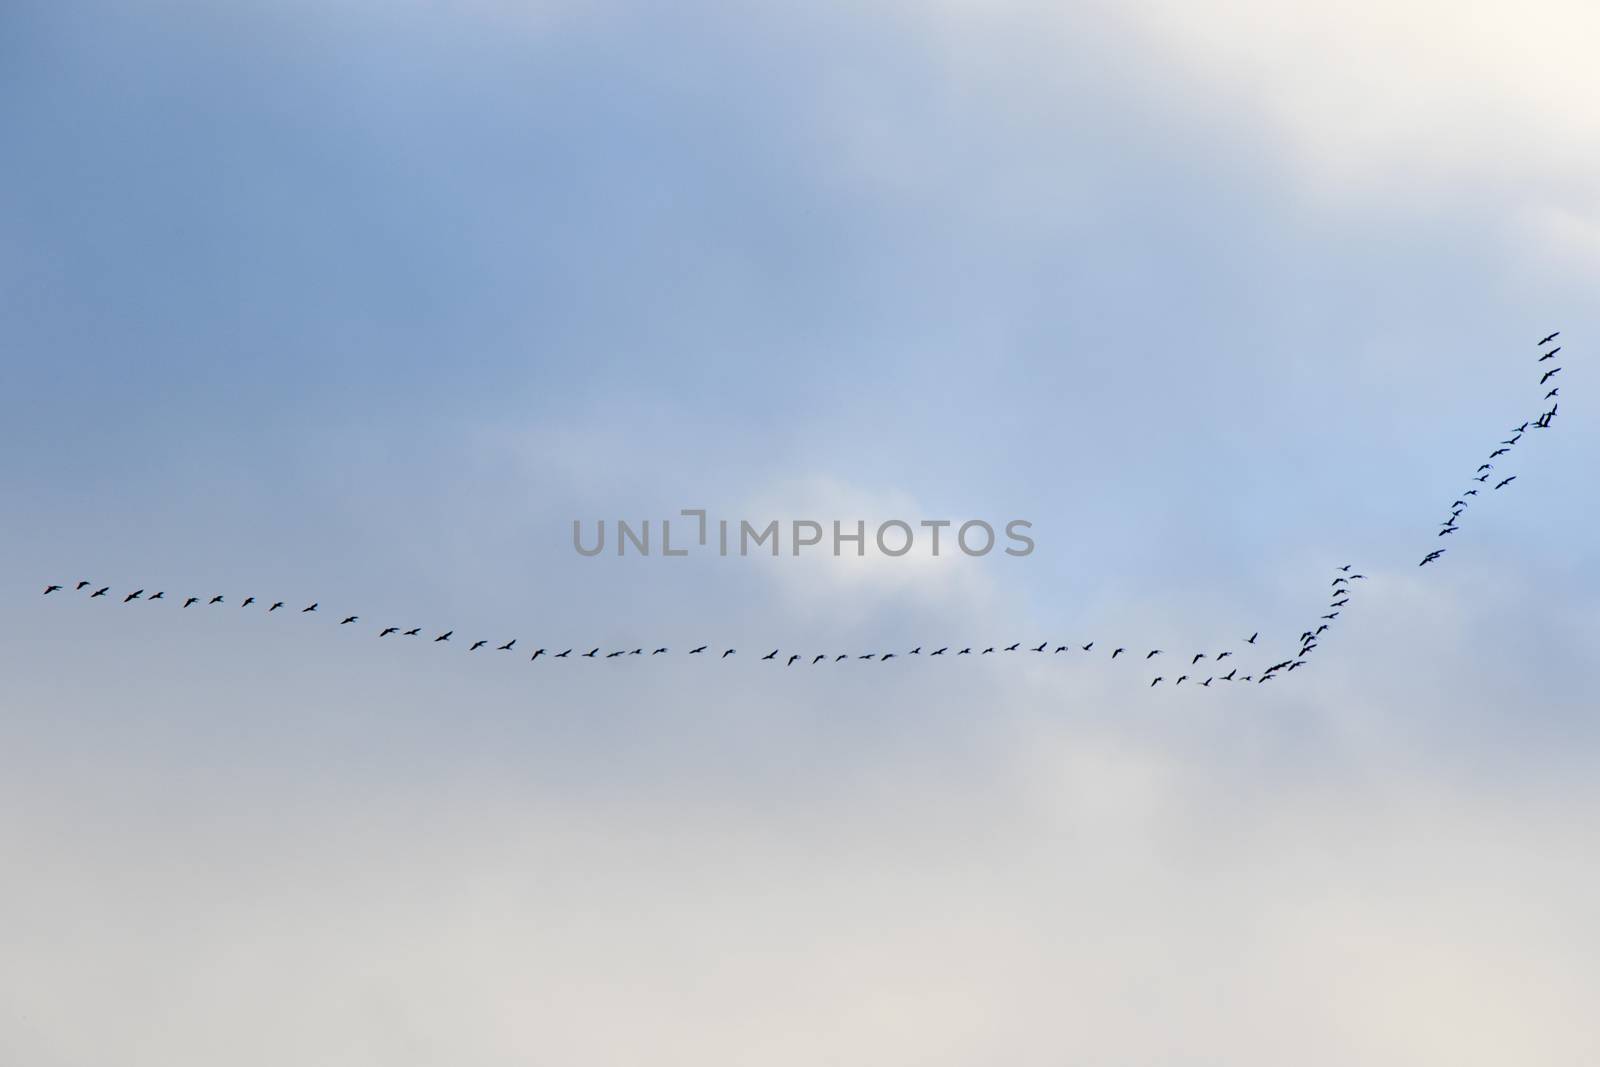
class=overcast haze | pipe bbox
[3,1,1599,1063]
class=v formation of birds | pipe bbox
[41,333,1568,690]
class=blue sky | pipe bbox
[3,1,1599,1062]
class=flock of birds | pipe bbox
[39,332,1568,691]
[1416,330,1564,569]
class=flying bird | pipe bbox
[1540,367,1561,384]
[499,640,516,651]
[932,647,948,655]
[1322,612,1339,620]
[653,648,668,655]
[1217,651,1232,660]
[555,649,572,658]
[1146,650,1162,659]
[721,649,735,658]
[435,631,453,642]
[1538,331,1560,345]
[1032,642,1048,652]
[1082,642,1094,651]
[209,595,223,605]
[403,628,420,636]
[1495,475,1517,489]
[1175,676,1187,686]
[1420,550,1445,566]
[1246,632,1258,644]
[1192,653,1206,664]
[813,654,826,664]
[881,653,896,661]
[532,649,546,660]
[959,648,972,655]
[583,648,599,657]
[76,581,91,590]
[43,584,61,595]
[1150,677,1163,687]
[1222,669,1237,681]
[151,591,165,600]
[1112,647,1125,658]
[341,616,358,625]
[269,602,284,612]
[123,589,143,603]
[1004,643,1021,652]
[241,597,255,608]
[1477,464,1493,472]
[690,646,707,654]
[183,596,197,608]
[1539,347,1560,361]
[763,650,779,660]
[788,654,800,665]
[380,627,398,637]
[302,602,317,613]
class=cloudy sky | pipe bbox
[4,1,1599,1062]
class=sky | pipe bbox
[3,0,1599,1063]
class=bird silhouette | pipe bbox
[1004,643,1020,652]
[380,627,398,637]
[909,647,921,655]
[43,584,62,595]
[1112,648,1125,658]
[403,628,420,636]
[76,581,91,590]
[653,647,668,655]
[1150,677,1163,687]
[532,649,546,660]
[882,653,896,661]
[583,648,599,657]
[1201,678,1213,687]
[1539,348,1561,362]
[959,648,972,655]
[435,631,453,642]
[1538,331,1560,345]
[555,649,572,658]
[241,597,255,608]
[183,596,198,607]
[1175,676,1187,686]
[1322,612,1339,620]
[269,601,284,612]
[605,650,623,658]
[341,616,358,625]
[209,595,223,605]
[813,654,826,664]
[1541,367,1561,384]
[836,654,848,661]
[499,640,516,651]
[1082,642,1094,651]
[302,602,317,613]
[690,645,707,654]
[787,654,799,665]
[932,647,948,656]
[1420,550,1445,566]
[722,649,735,658]
[983,647,995,654]
[1192,653,1206,664]
[762,649,779,660]
[1222,668,1237,681]
[123,589,143,603]
[151,591,165,600]
[1246,632,1258,644]
[1477,463,1493,472]
[1146,650,1162,659]
[1544,388,1559,400]
[1217,651,1232,660]
[1032,642,1048,652]
[1495,475,1517,489]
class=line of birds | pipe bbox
[35,331,1567,691]
[41,575,1342,687]
[1417,330,1566,569]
